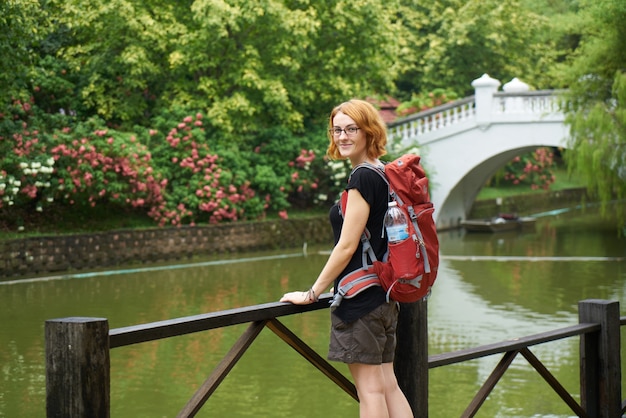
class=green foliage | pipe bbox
[0,104,159,229]
[49,0,404,136]
[565,73,626,223]
[0,0,51,106]
[139,112,262,226]
[560,0,626,228]
[3,0,623,233]
[49,0,178,125]
[29,55,83,116]
[217,125,349,213]
[0,97,349,231]
[395,88,459,117]
[395,0,558,97]
[50,118,160,210]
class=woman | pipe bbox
[280,99,413,418]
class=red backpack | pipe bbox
[331,154,439,306]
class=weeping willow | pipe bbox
[565,71,626,230]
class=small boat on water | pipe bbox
[461,213,537,233]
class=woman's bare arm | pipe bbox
[280,188,369,304]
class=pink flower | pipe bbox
[278,210,288,220]
[22,184,38,198]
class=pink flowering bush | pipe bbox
[49,119,164,210]
[0,98,346,231]
[0,99,63,212]
[0,101,162,230]
[287,149,319,200]
[503,147,556,190]
[147,113,258,226]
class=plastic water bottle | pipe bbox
[384,201,409,243]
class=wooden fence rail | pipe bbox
[45,298,622,417]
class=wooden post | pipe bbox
[45,317,110,418]
[578,299,621,418]
[395,299,428,417]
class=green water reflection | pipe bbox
[0,207,624,417]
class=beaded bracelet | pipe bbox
[306,288,319,303]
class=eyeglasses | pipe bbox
[330,126,360,137]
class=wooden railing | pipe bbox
[45,299,622,417]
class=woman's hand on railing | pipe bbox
[280,290,315,305]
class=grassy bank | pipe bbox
[476,167,584,200]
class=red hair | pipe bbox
[326,99,388,160]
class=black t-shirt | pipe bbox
[329,165,388,322]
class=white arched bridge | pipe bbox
[387,74,569,231]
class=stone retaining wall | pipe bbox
[1,188,590,279]
[1,217,332,279]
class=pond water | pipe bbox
[0,206,625,417]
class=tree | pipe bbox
[49,0,182,124]
[559,0,626,229]
[395,0,560,98]
[48,0,407,137]
[0,0,50,106]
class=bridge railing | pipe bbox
[45,299,622,417]
[387,96,475,144]
[387,87,566,146]
[493,90,565,115]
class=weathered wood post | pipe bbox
[45,317,110,418]
[395,299,428,417]
[578,299,621,418]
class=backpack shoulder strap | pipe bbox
[338,162,390,267]
[352,162,389,187]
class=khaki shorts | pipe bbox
[328,302,399,365]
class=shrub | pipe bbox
[237,126,350,213]
[146,112,260,226]
[49,118,162,210]
[0,98,351,231]
[502,147,556,189]
[0,99,65,223]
